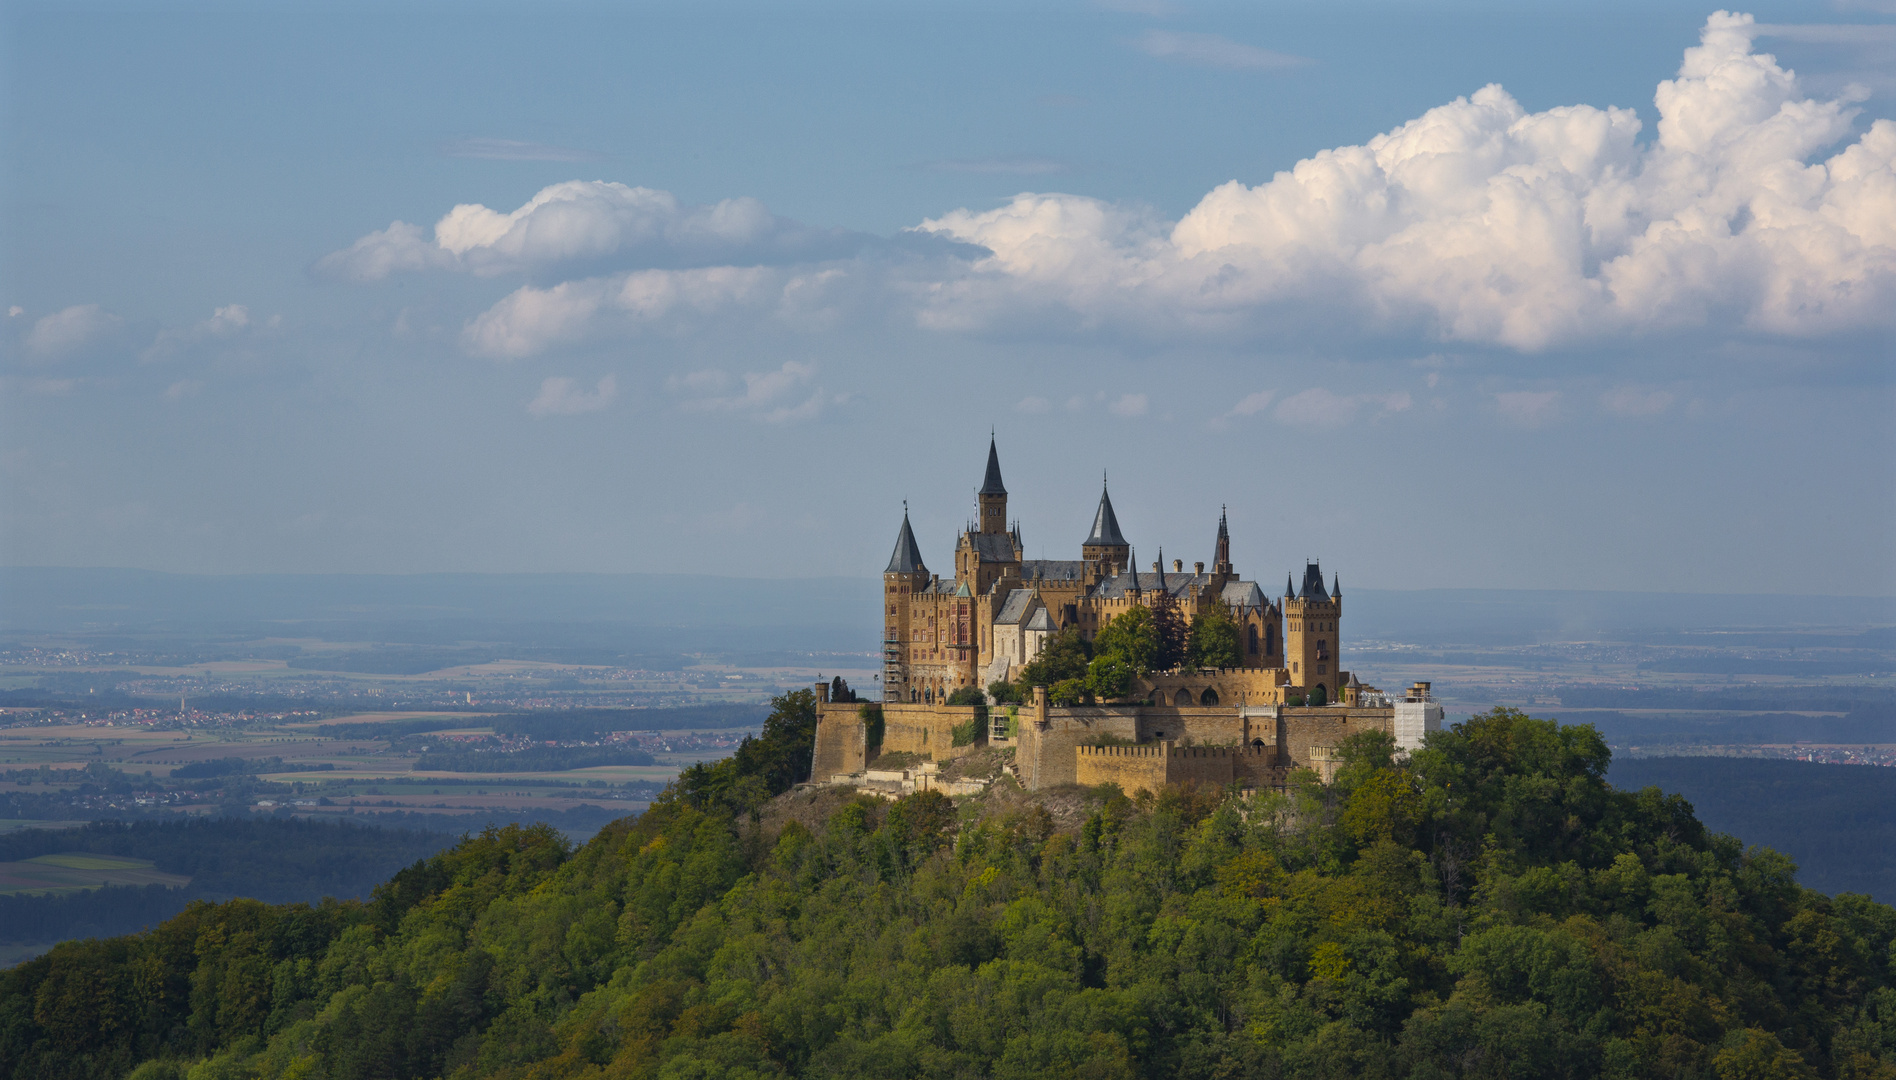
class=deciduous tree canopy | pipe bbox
[5,705,1894,1080]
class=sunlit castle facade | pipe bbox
[881,437,1342,707]
[809,437,1445,795]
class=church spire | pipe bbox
[1085,477,1127,547]
[1212,505,1232,575]
[979,434,1006,496]
[976,435,1008,535]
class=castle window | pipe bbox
[1246,625,1258,654]
[1317,664,1326,674]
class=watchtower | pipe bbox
[1283,562,1341,699]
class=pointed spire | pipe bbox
[1213,504,1232,573]
[1128,545,1140,595]
[1286,573,1295,598]
[1157,546,1166,592]
[1333,573,1340,597]
[885,506,927,574]
[1084,477,1127,547]
[979,435,1006,495]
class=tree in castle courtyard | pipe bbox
[1148,591,1188,671]
[1092,604,1160,674]
[1019,627,1090,689]
[1185,605,1242,669]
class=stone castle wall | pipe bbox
[816,685,1400,791]
[1073,742,1290,795]
[812,699,986,781]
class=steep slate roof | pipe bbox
[979,437,1006,495]
[885,512,927,574]
[966,532,1019,563]
[1299,561,1330,601]
[1089,570,1208,599]
[1084,483,1127,547]
[1221,581,1266,610]
[1021,559,1088,582]
[1023,608,1055,632]
[995,589,1038,625]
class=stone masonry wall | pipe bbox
[1279,707,1395,767]
[1073,744,1169,795]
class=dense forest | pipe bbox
[5,696,1895,1079]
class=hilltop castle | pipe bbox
[882,437,1342,707]
[812,438,1442,794]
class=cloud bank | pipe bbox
[921,12,1895,349]
[318,181,858,281]
[328,13,1895,359]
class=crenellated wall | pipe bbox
[815,682,1399,791]
[1074,742,1290,795]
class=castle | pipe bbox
[810,439,1442,794]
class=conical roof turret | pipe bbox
[885,508,927,574]
[979,436,1006,496]
[1084,478,1127,547]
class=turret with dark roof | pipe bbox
[1085,481,1126,547]
[979,436,1006,495]
[1212,506,1233,576]
[1299,561,1329,602]
[885,509,927,574]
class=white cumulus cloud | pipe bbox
[916,12,1896,350]
[464,266,777,359]
[527,374,617,417]
[319,181,846,280]
[1108,392,1150,417]
[24,304,121,360]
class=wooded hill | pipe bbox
[4,693,1894,1080]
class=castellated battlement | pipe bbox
[1074,739,1288,795]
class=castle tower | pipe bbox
[1283,561,1341,699]
[1211,507,1233,578]
[883,507,930,702]
[1081,477,1130,572]
[977,436,1008,536]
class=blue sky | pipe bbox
[3,0,1892,595]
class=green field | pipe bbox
[0,851,191,895]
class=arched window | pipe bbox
[1172,688,1193,706]
[1247,624,1259,654]
[1264,624,1277,655]
[1250,738,1266,748]
[1200,688,1220,706]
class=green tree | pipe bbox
[986,680,1023,705]
[1092,605,1160,674]
[1020,627,1090,688]
[1086,656,1134,700]
[945,686,985,707]
[673,688,818,811]
[1184,605,1241,668]
[1048,678,1091,706]
[1149,592,1187,671]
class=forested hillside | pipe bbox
[4,696,1894,1080]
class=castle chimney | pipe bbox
[1194,561,1204,575]
[1173,559,1183,573]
